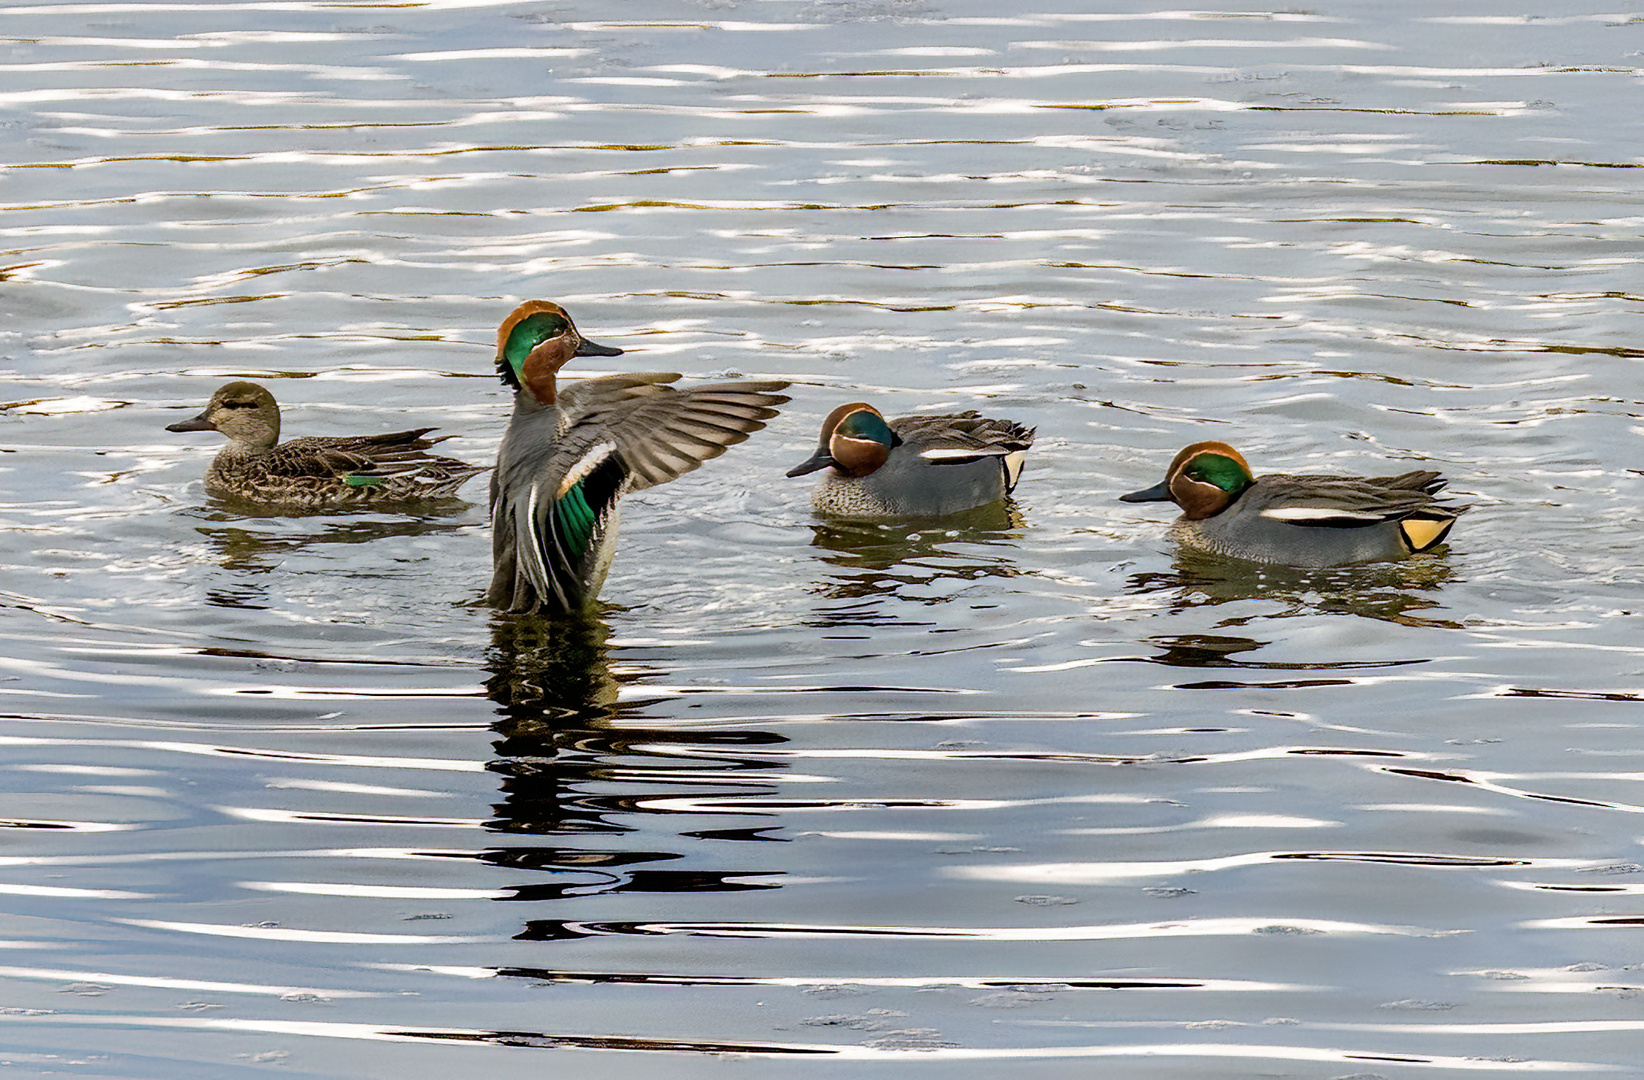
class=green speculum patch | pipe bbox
[554,481,599,558]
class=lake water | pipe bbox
[2,1,1643,1076]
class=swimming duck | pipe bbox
[1120,440,1466,567]
[166,380,486,509]
[486,300,790,614]
[786,402,1034,517]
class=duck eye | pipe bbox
[222,400,257,409]
[836,411,889,441]
[502,311,573,374]
[1184,454,1247,493]
[509,312,570,349]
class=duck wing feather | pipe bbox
[1251,470,1467,528]
[489,375,790,613]
[557,374,791,491]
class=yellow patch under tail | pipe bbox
[1399,515,1455,553]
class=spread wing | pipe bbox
[559,375,791,493]
[488,375,790,613]
[491,430,629,614]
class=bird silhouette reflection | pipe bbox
[1125,547,1460,628]
[482,612,788,930]
[802,503,1027,621]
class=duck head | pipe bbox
[1121,440,1255,520]
[495,300,624,406]
[166,380,281,449]
[787,402,900,479]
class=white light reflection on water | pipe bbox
[2,0,1644,1075]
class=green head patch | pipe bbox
[500,311,571,382]
[835,408,894,447]
[1184,452,1253,496]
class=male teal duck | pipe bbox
[166,380,485,509]
[486,300,790,615]
[1120,440,1466,567]
[786,402,1034,517]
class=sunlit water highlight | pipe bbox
[2,1,1643,1076]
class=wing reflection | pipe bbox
[189,508,476,610]
[481,613,789,925]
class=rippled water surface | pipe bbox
[3,1,1644,1075]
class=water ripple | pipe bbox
[4,3,1643,1074]
[520,915,1442,943]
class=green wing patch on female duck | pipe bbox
[166,380,485,510]
[1122,440,1466,567]
[486,301,790,615]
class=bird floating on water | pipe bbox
[485,300,790,614]
[787,401,1034,518]
[1121,440,1466,567]
[166,380,485,510]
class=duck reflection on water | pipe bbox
[485,610,627,731]
[1130,633,1428,694]
[802,503,1028,618]
[188,507,476,610]
[1126,546,1461,629]
[481,612,788,912]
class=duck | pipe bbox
[1120,440,1467,567]
[486,300,790,615]
[166,380,486,509]
[786,402,1034,517]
